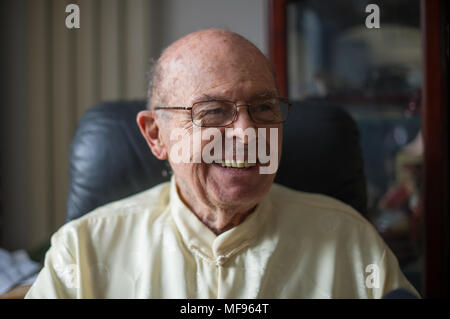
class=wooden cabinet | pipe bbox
[269,0,448,298]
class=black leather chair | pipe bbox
[66,100,367,222]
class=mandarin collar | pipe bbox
[169,175,272,266]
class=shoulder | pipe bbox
[268,183,392,262]
[54,181,171,241]
[267,183,383,246]
[269,183,368,226]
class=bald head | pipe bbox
[138,29,282,234]
[148,29,277,110]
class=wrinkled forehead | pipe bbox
[159,32,276,102]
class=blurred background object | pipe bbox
[283,0,427,295]
[0,248,40,295]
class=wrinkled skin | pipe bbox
[137,29,282,235]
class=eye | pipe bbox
[204,108,225,115]
[254,103,275,112]
[260,104,272,111]
[193,101,231,120]
[196,107,226,119]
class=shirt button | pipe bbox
[216,256,226,266]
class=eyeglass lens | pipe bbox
[192,98,289,127]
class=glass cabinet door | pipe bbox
[285,0,424,295]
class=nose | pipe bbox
[234,104,255,128]
[225,104,256,145]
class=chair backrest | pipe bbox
[66,100,367,222]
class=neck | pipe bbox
[196,205,257,235]
[175,183,257,235]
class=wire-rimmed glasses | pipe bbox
[154,97,291,127]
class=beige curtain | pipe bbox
[25,0,156,250]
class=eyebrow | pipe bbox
[200,94,222,101]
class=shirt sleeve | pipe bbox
[25,229,79,299]
[377,241,421,298]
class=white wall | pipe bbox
[159,0,268,55]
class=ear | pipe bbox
[137,110,168,160]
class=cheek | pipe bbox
[278,127,283,160]
[170,162,209,201]
[261,126,282,152]
[269,126,283,159]
[165,127,216,183]
[170,161,203,178]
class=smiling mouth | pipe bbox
[217,159,257,169]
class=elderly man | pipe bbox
[26,29,417,298]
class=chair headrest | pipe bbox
[276,100,367,215]
[66,100,168,221]
[66,100,367,221]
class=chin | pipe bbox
[211,180,272,208]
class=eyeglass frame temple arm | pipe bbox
[153,106,192,110]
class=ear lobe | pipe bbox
[137,110,168,160]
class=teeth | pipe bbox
[220,160,256,169]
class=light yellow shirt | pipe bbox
[26,176,418,298]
